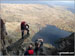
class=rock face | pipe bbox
[0,17,7,55]
[45,33,74,55]
[56,33,74,52]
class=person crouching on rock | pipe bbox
[21,21,30,38]
[24,44,34,55]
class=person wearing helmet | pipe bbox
[21,21,29,38]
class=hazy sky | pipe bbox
[1,0,74,3]
[1,0,74,1]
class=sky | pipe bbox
[0,0,74,1]
[0,0,74,4]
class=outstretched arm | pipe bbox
[26,24,29,29]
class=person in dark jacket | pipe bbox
[34,38,44,55]
[21,21,29,38]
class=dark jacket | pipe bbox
[35,40,43,48]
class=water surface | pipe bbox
[32,25,72,47]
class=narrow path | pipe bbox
[7,34,30,51]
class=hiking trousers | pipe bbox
[21,28,29,38]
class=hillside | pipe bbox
[0,3,74,55]
[0,3,75,42]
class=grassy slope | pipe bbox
[0,4,75,47]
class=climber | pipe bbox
[21,21,30,38]
[24,44,34,55]
[34,38,44,55]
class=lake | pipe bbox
[32,25,72,47]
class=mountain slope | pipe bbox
[1,4,75,32]
[0,4,75,42]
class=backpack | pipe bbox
[21,21,25,25]
[21,21,26,30]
